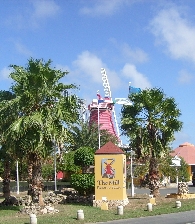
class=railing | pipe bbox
[0,181,71,193]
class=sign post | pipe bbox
[94,142,129,208]
[171,155,181,185]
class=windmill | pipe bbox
[88,68,132,147]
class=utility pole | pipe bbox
[130,150,135,197]
[16,161,19,194]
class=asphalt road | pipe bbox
[127,183,195,196]
[97,184,195,224]
[97,210,195,224]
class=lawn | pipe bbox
[1,194,195,224]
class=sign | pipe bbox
[114,98,132,105]
[95,154,127,200]
[171,155,181,167]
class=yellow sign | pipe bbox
[95,154,127,201]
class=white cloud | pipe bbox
[109,39,148,63]
[58,51,151,101]
[178,70,194,84]
[0,67,12,81]
[14,42,33,57]
[150,7,195,63]
[80,0,130,16]
[4,0,60,29]
[121,63,152,89]
[73,51,104,83]
[31,0,60,19]
[72,51,121,90]
[121,43,148,63]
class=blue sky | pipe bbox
[0,0,195,149]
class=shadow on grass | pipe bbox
[0,205,21,211]
[128,197,147,200]
[61,202,93,207]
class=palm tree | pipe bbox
[67,120,119,152]
[0,58,80,203]
[121,88,182,196]
[0,91,16,200]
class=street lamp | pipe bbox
[129,150,135,197]
[53,141,60,192]
[54,150,57,191]
[171,155,181,185]
[98,102,101,149]
[53,90,69,191]
[16,160,19,194]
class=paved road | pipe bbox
[97,184,195,224]
[127,183,195,196]
[97,210,195,224]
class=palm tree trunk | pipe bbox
[148,157,160,197]
[3,159,11,199]
[27,153,44,206]
[27,158,33,197]
[32,159,44,205]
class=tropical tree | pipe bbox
[178,157,190,182]
[121,88,182,196]
[0,90,16,199]
[74,146,94,173]
[0,159,3,177]
[57,151,81,181]
[42,159,55,181]
[71,146,95,195]
[0,58,80,203]
[67,120,119,151]
[0,145,12,199]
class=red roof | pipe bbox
[171,142,195,165]
[95,141,124,154]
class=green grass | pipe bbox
[1,197,195,224]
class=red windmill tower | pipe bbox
[88,68,131,148]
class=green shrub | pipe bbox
[42,163,54,181]
[58,151,81,177]
[71,173,95,195]
[178,157,190,182]
[74,147,94,173]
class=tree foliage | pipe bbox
[71,146,95,195]
[71,173,95,195]
[67,121,118,151]
[175,157,190,182]
[121,88,183,196]
[74,146,94,173]
[0,58,80,202]
[0,90,17,199]
[42,162,55,181]
[57,151,81,180]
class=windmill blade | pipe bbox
[100,68,121,145]
[109,158,115,165]
[101,68,111,98]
